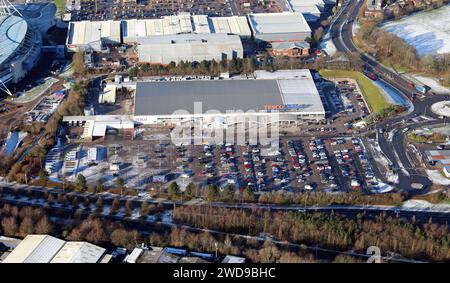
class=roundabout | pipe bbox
[430,101,450,117]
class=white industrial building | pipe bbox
[2,235,65,263]
[136,33,244,64]
[50,242,106,263]
[286,0,330,12]
[98,84,117,104]
[63,115,135,141]
[2,235,107,263]
[66,14,251,52]
[247,12,311,43]
[66,20,121,52]
[207,16,252,39]
[286,0,338,22]
[288,4,322,22]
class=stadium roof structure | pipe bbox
[0,14,28,66]
[247,12,311,35]
[134,70,324,116]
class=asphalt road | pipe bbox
[329,0,449,191]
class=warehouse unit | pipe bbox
[50,242,106,263]
[208,16,252,39]
[287,0,327,12]
[2,235,65,263]
[288,4,322,22]
[66,20,121,51]
[133,69,325,127]
[247,12,311,43]
[3,235,108,263]
[136,33,244,65]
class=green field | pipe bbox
[53,0,66,17]
[319,69,392,113]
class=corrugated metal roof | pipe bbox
[134,79,283,115]
[134,69,324,116]
[247,12,311,35]
[3,235,65,263]
[288,0,326,10]
[67,20,121,45]
[136,33,243,64]
[209,16,251,36]
[50,242,106,263]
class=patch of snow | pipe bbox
[426,169,450,185]
[411,75,450,94]
[401,199,450,212]
[319,32,337,56]
[371,182,395,193]
[381,4,450,56]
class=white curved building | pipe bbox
[0,14,42,90]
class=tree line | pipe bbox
[357,1,450,86]
[0,204,53,237]
[172,206,450,262]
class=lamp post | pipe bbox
[214,242,218,261]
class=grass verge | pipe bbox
[319,69,392,113]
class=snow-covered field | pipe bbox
[426,169,450,186]
[381,4,450,56]
[411,75,450,94]
[319,32,337,56]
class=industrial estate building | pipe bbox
[247,12,311,43]
[136,33,244,64]
[2,234,108,263]
[286,0,338,22]
[132,69,325,127]
[65,12,312,61]
[66,14,252,52]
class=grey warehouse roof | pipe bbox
[134,80,283,115]
[248,12,311,35]
[134,73,325,116]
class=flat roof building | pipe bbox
[50,242,106,263]
[247,12,311,43]
[2,235,107,263]
[133,69,325,126]
[287,3,322,22]
[67,14,252,52]
[136,33,243,65]
[208,16,252,39]
[288,0,327,11]
[66,20,121,51]
[2,235,65,263]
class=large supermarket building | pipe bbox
[133,69,325,127]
